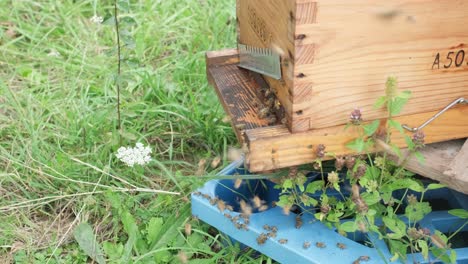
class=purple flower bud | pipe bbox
[316,144,326,159]
[412,130,425,146]
[350,108,363,125]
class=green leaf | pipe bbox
[398,90,412,99]
[361,192,381,206]
[121,211,139,263]
[374,96,387,109]
[388,119,404,134]
[283,179,293,189]
[390,97,409,116]
[103,242,124,261]
[346,138,366,152]
[426,183,445,190]
[391,143,403,159]
[382,216,406,236]
[405,135,415,150]
[363,120,380,136]
[448,209,468,219]
[146,217,164,245]
[305,180,324,194]
[431,248,452,264]
[405,202,431,222]
[389,179,424,192]
[73,223,106,264]
[340,221,357,233]
[418,240,429,260]
[450,249,457,264]
[388,239,408,262]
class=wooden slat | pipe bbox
[379,139,468,194]
[206,51,271,142]
[237,0,468,132]
[206,49,468,175]
[245,106,468,172]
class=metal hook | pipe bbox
[402,97,467,132]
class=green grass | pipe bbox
[0,0,273,262]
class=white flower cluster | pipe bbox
[90,15,104,24]
[116,143,152,167]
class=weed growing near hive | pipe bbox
[275,77,468,264]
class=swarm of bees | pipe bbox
[263,224,278,238]
[258,86,287,126]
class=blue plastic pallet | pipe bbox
[191,159,468,264]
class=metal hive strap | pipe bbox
[403,97,467,132]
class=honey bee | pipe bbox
[303,241,311,249]
[264,88,272,97]
[359,256,370,262]
[263,224,271,231]
[234,178,243,189]
[184,223,192,236]
[316,242,326,248]
[267,232,277,238]
[270,226,278,233]
[216,200,226,212]
[259,107,270,118]
[258,205,269,212]
[235,123,246,130]
[211,156,221,169]
[337,243,347,250]
[224,213,232,219]
[231,215,240,223]
[274,99,281,110]
[281,117,287,125]
[202,194,211,200]
[240,223,249,231]
[209,197,218,206]
[257,233,268,245]
[193,191,202,196]
[295,215,303,229]
[252,196,262,208]
[267,116,277,125]
[278,238,288,244]
[240,200,252,216]
[226,205,234,212]
[266,97,275,108]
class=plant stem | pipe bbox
[447,220,468,240]
[114,0,122,136]
[393,188,409,214]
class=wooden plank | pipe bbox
[245,106,468,172]
[444,140,468,193]
[206,49,239,67]
[378,139,468,195]
[206,51,278,142]
[237,0,468,132]
[206,49,468,173]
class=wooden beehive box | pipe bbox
[237,0,468,133]
[206,0,468,172]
